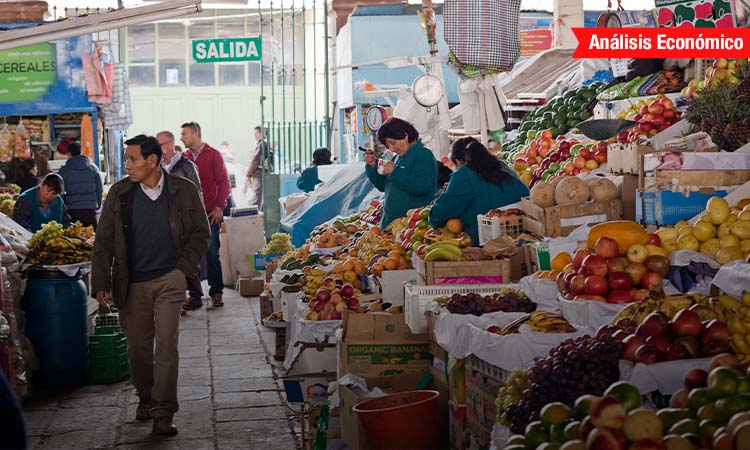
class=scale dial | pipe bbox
[412,73,444,107]
[365,106,386,132]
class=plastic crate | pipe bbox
[403,282,517,334]
[86,359,129,384]
[94,325,121,335]
[477,214,523,245]
[95,313,120,327]
[636,189,728,225]
[252,252,285,271]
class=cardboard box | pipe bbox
[282,339,337,406]
[339,312,431,380]
[379,269,417,306]
[340,374,449,450]
[413,254,511,285]
[465,355,510,449]
[236,276,264,297]
[450,401,470,450]
[521,198,623,238]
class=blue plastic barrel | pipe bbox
[24,270,89,388]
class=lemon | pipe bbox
[719,234,740,249]
[707,197,731,224]
[677,234,700,251]
[693,221,716,242]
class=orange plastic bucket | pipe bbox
[353,390,441,450]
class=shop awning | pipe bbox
[0,0,202,52]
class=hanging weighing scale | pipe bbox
[365,105,387,132]
[412,71,444,109]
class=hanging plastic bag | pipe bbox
[0,125,12,163]
[13,122,30,160]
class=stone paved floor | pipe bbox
[22,289,301,450]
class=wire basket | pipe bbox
[477,213,524,245]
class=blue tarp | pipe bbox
[280,163,382,247]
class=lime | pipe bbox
[541,403,574,427]
[525,421,549,450]
[563,421,581,441]
[669,418,699,435]
[708,367,739,397]
[574,395,598,420]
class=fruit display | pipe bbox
[279,253,324,271]
[618,95,682,143]
[390,206,472,256]
[301,282,360,321]
[330,255,367,291]
[725,291,750,362]
[557,236,670,304]
[503,356,750,450]
[682,58,745,98]
[358,200,383,225]
[496,370,532,424]
[345,227,410,275]
[435,289,536,316]
[300,267,331,296]
[653,197,750,263]
[308,225,349,248]
[260,232,295,256]
[612,293,707,324]
[526,311,577,333]
[0,198,14,217]
[0,184,21,196]
[27,221,94,266]
[529,175,618,209]
[331,215,368,235]
[498,335,621,433]
[422,241,465,262]
[601,307,734,364]
[514,135,611,188]
[684,82,750,151]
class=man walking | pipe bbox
[180,122,231,308]
[157,130,205,312]
[91,135,209,436]
[58,142,103,228]
[246,125,272,211]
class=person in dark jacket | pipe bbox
[91,135,210,437]
[296,147,332,193]
[14,158,39,193]
[0,369,26,450]
[13,173,71,232]
[58,143,103,229]
[158,130,205,312]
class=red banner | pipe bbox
[572,28,750,59]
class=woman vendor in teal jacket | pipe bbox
[13,173,71,233]
[429,137,529,246]
[297,147,332,193]
[365,118,437,228]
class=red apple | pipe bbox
[595,237,620,258]
[636,344,666,364]
[584,275,609,296]
[608,289,633,304]
[708,353,739,371]
[574,294,607,302]
[642,113,656,122]
[648,102,665,115]
[652,115,666,129]
[639,121,654,133]
[556,271,568,292]
[573,156,587,169]
[648,233,661,246]
[629,288,650,302]
[582,255,608,277]
[671,309,703,337]
[346,297,360,309]
[615,317,638,334]
[570,275,587,295]
[612,330,629,342]
[597,324,618,338]
[639,105,649,115]
[684,368,709,389]
[316,288,331,302]
[640,272,663,290]
[663,108,676,120]
[637,312,670,337]
[606,257,629,274]
[310,298,325,312]
[609,272,633,291]
[572,249,591,270]
[341,284,355,298]
[593,151,607,164]
[670,388,689,408]
[660,98,675,109]
[665,342,692,361]
[702,339,731,357]
[625,263,648,285]
[621,334,646,361]
[644,255,670,278]
[579,148,592,160]
[646,334,672,352]
[702,319,732,345]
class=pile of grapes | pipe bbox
[441,289,536,316]
[502,335,621,433]
[260,233,295,256]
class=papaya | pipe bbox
[550,252,572,272]
[586,221,650,254]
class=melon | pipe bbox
[554,177,590,207]
[530,183,556,208]
[588,177,618,202]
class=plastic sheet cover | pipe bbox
[280,163,383,247]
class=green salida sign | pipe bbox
[192,37,262,63]
[0,43,57,103]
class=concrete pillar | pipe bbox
[553,0,584,48]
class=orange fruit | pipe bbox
[343,260,356,271]
[344,271,358,282]
[387,250,402,259]
[737,198,750,209]
[332,263,344,274]
[354,262,366,273]
[384,258,399,271]
[446,218,463,234]
[371,226,381,235]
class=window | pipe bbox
[217,18,244,38]
[189,20,215,40]
[219,65,245,86]
[160,63,185,86]
[129,66,156,87]
[158,23,186,87]
[128,24,155,63]
[190,63,215,86]
[248,62,261,86]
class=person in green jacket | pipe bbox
[296,147,332,193]
[429,137,529,246]
[365,118,437,228]
[13,173,71,233]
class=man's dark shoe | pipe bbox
[136,399,152,421]
[152,416,178,436]
[182,297,202,312]
[210,293,224,308]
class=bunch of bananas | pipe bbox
[423,241,463,262]
[613,293,706,324]
[527,311,576,333]
[27,221,94,266]
[722,292,750,361]
[300,267,328,296]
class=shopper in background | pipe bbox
[13,173,71,232]
[13,158,38,193]
[59,142,103,229]
[181,122,231,308]
[296,147,332,193]
[364,117,437,228]
[92,134,209,437]
[429,137,529,246]
[246,126,272,211]
[158,130,205,313]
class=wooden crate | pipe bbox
[654,170,750,189]
[521,198,623,238]
[413,254,511,285]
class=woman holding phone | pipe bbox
[364,118,437,228]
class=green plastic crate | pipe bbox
[94,325,122,335]
[86,360,129,384]
[89,349,128,365]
